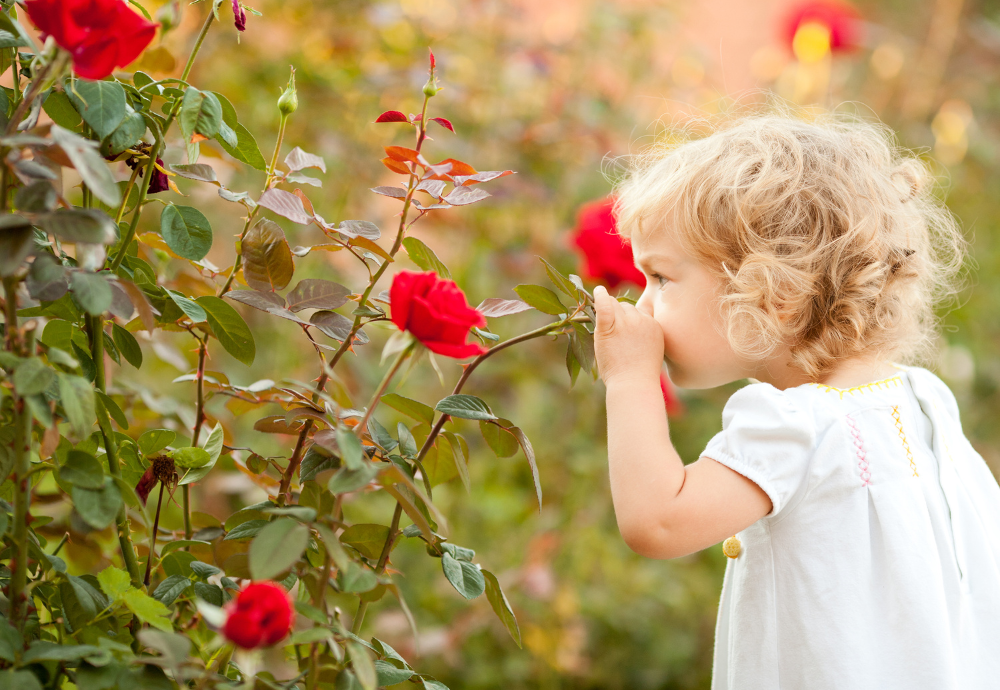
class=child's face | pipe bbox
[631,230,752,389]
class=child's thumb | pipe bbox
[593,285,616,334]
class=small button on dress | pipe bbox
[702,366,1000,690]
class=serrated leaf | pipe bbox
[327,463,380,495]
[96,566,132,602]
[511,427,542,512]
[168,163,218,183]
[13,357,54,396]
[380,393,435,426]
[401,236,450,279]
[257,188,312,224]
[178,87,222,144]
[58,373,95,438]
[483,569,521,647]
[340,524,390,560]
[59,449,104,489]
[219,122,267,170]
[443,186,490,206]
[474,298,532,318]
[441,552,485,599]
[286,279,350,312]
[249,518,309,580]
[196,295,256,366]
[513,284,566,315]
[284,147,326,173]
[242,218,294,291]
[152,575,191,605]
[122,588,173,631]
[166,289,207,323]
[203,423,224,463]
[160,204,213,261]
[375,660,414,686]
[66,80,126,140]
[223,518,269,541]
[170,447,210,469]
[72,477,122,530]
[70,271,113,316]
[50,126,120,206]
[138,429,175,456]
[337,561,378,593]
[435,394,496,421]
[112,322,142,368]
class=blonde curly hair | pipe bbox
[613,110,967,379]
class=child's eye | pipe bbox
[650,272,668,287]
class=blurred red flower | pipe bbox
[570,197,645,289]
[23,0,158,80]
[390,270,488,359]
[782,1,862,53]
[232,0,247,31]
[221,582,293,649]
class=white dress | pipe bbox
[703,365,1000,690]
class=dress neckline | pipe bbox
[800,369,907,400]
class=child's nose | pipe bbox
[636,287,654,316]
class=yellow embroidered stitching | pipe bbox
[891,405,918,477]
[809,376,903,400]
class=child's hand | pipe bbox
[593,285,664,386]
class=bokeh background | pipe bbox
[41,0,1000,687]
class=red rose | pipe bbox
[23,0,158,80]
[390,270,488,359]
[570,197,645,289]
[782,1,862,54]
[221,581,293,649]
[660,373,684,417]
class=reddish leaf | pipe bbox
[381,157,410,175]
[284,147,326,173]
[444,186,491,206]
[257,188,313,224]
[350,236,393,262]
[242,219,295,292]
[416,180,447,198]
[438,158,477,176]
[475,298,534,318]
[292,189,314,215]
[385,146,419,164]
[371,186,407,200]
[453,170,515,186]
[375,110,409,123]
[430,117,455,133]
[226,289,311,326]
[286,279,351,312]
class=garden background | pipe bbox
[6,0,1000,688]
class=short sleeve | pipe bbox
[701,383,815,518]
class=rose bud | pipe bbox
[277,68,298,117]
[390,270,488,359]
[221,581,294,649]
[23,0,159,81]
[232,0,247,32]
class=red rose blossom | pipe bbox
[23,0,158,80]
[782,1,862,54]
[221,581,293,649]
[570,197,645,289]
[390,270,487,359]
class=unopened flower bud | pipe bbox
[422,49,439,97]
[277,67,297,116]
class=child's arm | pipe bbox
[593,286,772,559]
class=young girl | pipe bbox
[592,112,1000,689]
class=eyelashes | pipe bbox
[650,272,668,287]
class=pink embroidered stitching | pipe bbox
[845,414,871,486]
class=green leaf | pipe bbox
[435,394,497,421]
[349,641,377,690]
[380,393,435,426]
[196,295,256,366]
[166,289,207,323]
[112,322,142,367]
[511,427,542,512]
[479,420,519,458]
[160,540,211,556]
[203,422,224,462]
[440,543,475,561]
[72,477,122,530]
[0,13,31,49]
[441,552,485,599]
[190,560,222,579]
[96,390,128,429]
[15,181,57,213]
[327,463,380,495]
[337,561,378,594]
[12,357,53,396]
[151,575,192,606]
[96,566,132,602]
[58,576,104,630]
[37,208,117,244]
[193,581,224,606]
[0,619,22,663]
[375,660,414,686]
[160,204,213,261]
[138,429,175,456]
[483,569,522,647]
[513,284,567,315]
[50,125,121,207]
[262,505,316,521]
[0,222,31,277]
[67,79,127,139]
[336,426,364,470]
[43,90,82,130]
[122,587,173,631]
[104,108,146,156]
[401,236,451,279]
[70,271,113,316]
[170,447,211,469]
[340,524,390,560]
[21,641,106,664]
[58,373,96,438]
[243,218,294,292]
[220,122,267,170]
[249,518,309,580]
[538,256,579,298]
[0,671,41,690]
[223,518,269,541]
[178,87,222,144]
[211,91,238,128]
[59,449,104,489]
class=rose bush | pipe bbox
[0,3,606,688]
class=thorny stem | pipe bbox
[217,110,289,298]
[183,335,208,540]
[351,502,403,635]
[143,481,166,586]
[305,551,334,690]
[7,289,32,632]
